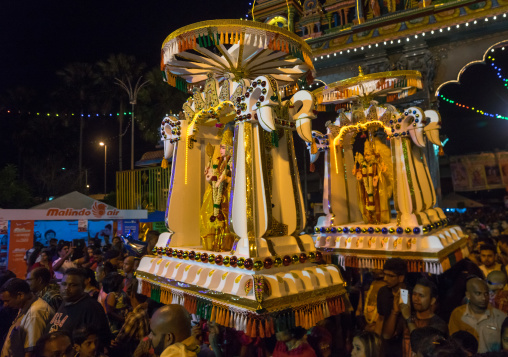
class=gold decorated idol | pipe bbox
[309,67,467,275]
[353,137,392,224]
[200,129,234,251]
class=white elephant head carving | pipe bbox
[387,107,426,147]
[161,115,182,160]
[423,110,443,146]
[290,90,317,143]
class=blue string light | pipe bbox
[487,46,508,89]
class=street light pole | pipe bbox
[115,76,149,170]
[100,142,107,194]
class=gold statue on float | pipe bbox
[353,136,393,224]
[200,129,234,251]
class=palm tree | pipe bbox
[55,62,100,189]
[97,54,146,171]
[136,67,188,144]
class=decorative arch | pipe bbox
[435,40,508,96]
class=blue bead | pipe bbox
[398,118,402,122]
[368,227,374,234]
[427,224,432,231]
[355,227,361,233]
[389,120,393,124]
[343,227,349,233]
[381,227,388,234]
[415,119,419,123]
[394,133,399,137]
[413,227,421,234]
[396,227,403,234]
[320,227,326,233]
[331,227,337,233]
[413,110,417,114]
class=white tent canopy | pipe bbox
[441,192,484,208]
[0,191,147,220]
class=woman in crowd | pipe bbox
[351,331,382,357]
[273,327,317,357]
[103,272,129,336]
[29,249,54,278]
[84,268,100,300]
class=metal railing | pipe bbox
[116,166,170,212]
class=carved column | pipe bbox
[326,12,333,30]
[288,7,295,32]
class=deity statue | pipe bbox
[199,129,234,251]
[353,137,393,224]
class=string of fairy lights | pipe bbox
[437,94,508,120]
[2,110,133,119]
[438,45,508,120]
[313,13,508,59]
[488,49,508,91]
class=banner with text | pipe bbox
[8,220,34,277]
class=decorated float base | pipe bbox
[314,221,468,274]
[136,251,351,337]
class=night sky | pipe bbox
[438,44,508,156]
[0,0,250,92]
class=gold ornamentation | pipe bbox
[312,71,422,95]
[161,19,313,57]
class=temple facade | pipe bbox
[252,0,508,107]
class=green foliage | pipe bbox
[0,164,33,208]
[136,68,188,144]
[101,191,117,207]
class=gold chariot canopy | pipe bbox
[160,19,314,89]
[312,68,423,109]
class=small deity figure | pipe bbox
[353,137,393,224]
[200,129,234,252]
[384,0,399,13]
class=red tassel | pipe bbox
[259,319,265,338]
[246,318,253,336]
[310,163,315,172]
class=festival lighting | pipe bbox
[2,111,133,118]
[487,53,508,89]
[437,94,508,120]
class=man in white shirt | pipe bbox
[0,278,54,357]
[52,243,76,282]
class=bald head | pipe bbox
[123,256,135,275]
[151,304,191,342]
[466,277,487,292]
[466,278,489,311]
[487,271,507,292]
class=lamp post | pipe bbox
[115,76,149,170]
[99,142,107,194]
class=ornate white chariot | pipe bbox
[310,69,467,273]
[136,20,350,338]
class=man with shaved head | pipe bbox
[150,304,199,357]
[487,270,508,314]
[449,277,507,352]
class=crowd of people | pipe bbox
[3,210,508,356]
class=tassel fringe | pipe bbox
[139,277,349,336]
